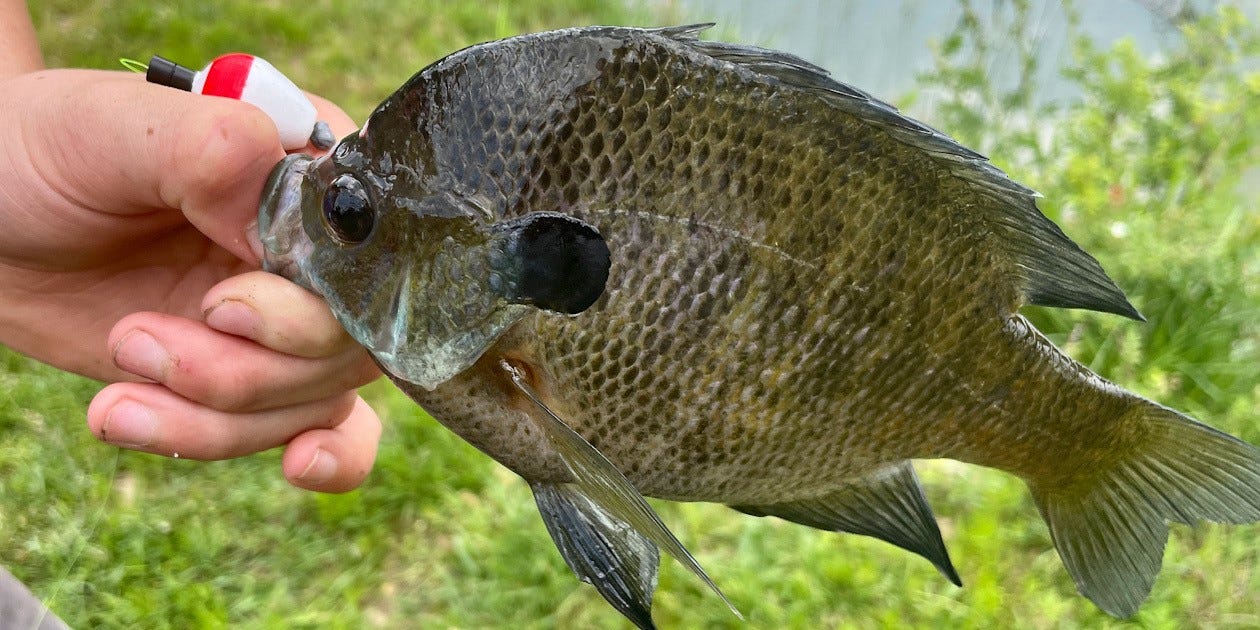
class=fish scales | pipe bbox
[259,24,1260,626]
[393,28,1126,501]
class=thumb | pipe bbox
[34,69,288,263]
[160,80,289,264]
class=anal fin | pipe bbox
[731,461,961,585]
[534,482,661,630]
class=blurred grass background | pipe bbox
[3,0,1257,627]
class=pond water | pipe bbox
[670,0,1230,110]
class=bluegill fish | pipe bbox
[258,24,1260,628]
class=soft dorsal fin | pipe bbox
[657,27,1143,321]
[731,461,961,586]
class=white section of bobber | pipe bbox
[239,57,318,150]
[190,55,318,150]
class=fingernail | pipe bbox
[245,221,265,262]
[204,299,262,340]
[113,330,170,382]
[298,448,338,484]
[102,399,157,447]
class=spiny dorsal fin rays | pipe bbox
[659,26,1143,321]
[501,360,743,619]
[648,23,715,41]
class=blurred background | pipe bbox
[4,0,1257,627]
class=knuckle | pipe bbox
[325,353,373,392]
[306,325,350,357]
[165,357,209,399]
[198,428,240,461]
[250,277,350,357]
[174,357,263,412]
[194,110,273,186]
[279,309,349,358]
[199,412,260,461]
[348,354,383,388]
[273,321,340,358]
[216,367,266,412]
[318,392,358,430]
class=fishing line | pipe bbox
[118,58,147,73]
[39,447,121,625]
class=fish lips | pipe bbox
[258,153,316,282]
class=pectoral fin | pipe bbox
[501,360,740,619]
[731,461,961,585]
[534,482,660,630]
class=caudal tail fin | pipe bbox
[1028,403,1260,617]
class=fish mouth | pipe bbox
[258,154,315,283]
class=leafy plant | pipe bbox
[921,0,1260,426]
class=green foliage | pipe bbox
[921,1,1260,425]
[30,0,650,122]
[916,0,1054,155]
[4,1,1258,628]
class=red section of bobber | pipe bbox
[201,53,254,99]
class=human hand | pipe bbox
[0,68,381,492]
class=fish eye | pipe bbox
[321,174,374,244]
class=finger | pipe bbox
[161,86,288,264]
[282,396,382,493]
[0,1,42,78]
[201,270,364,359]
[86,383,358,461]
[109,312,378,413]
[27,70,285,263]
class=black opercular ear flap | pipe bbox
[502,212,611,314]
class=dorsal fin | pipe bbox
[659,29,1143,321]
[730,462,961,586]
[648,23,714,41]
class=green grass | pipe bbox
[5,1,1259,628]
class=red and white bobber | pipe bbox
[146,53,335,150]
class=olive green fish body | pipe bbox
[387,26,1132,501]
[259,25,1260,626]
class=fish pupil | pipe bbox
[322,174,374,244]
